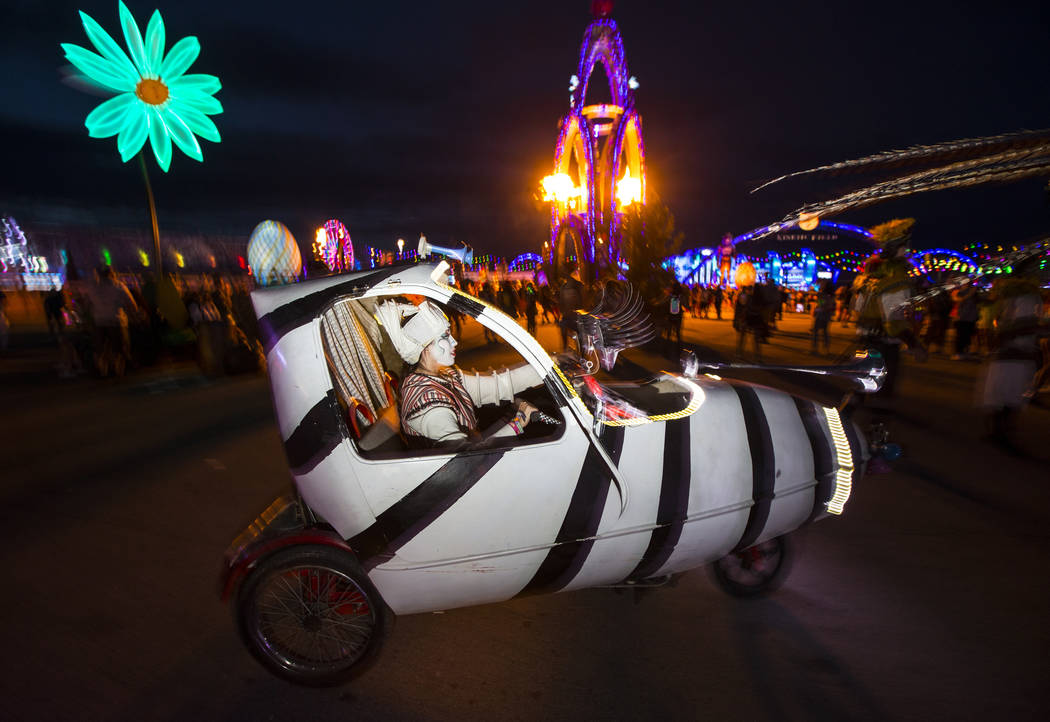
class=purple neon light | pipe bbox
[733,219,875,245]
[548,14,642,268]
[572,18,630,110]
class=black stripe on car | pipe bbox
[347,450,506,571]
[258,266,403,353]
[793,397,836,523]
[627,417,692,580]
[515,442,616,597]
[731,384,776,552]
[284,391,346,474]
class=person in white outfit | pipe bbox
[376,300,543,447]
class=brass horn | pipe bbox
[418,234,474,265]
[686,349,888,393]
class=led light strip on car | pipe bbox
[822,406,854,515]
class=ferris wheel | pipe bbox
[544,3,646,281]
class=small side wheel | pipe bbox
[709,536,792,598]
[236,545,391,686]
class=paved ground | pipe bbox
[1,311,1048,721]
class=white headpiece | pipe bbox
[375,300,451,364]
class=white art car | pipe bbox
[221,260,880,686]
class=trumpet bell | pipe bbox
[418,236,474,265]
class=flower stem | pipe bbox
[137,151,162,276]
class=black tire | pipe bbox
[236,545,391,686]
[709,535,792,598]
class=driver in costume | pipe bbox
[376,300,544,446]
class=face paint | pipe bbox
[429,330,457,367]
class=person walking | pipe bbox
[734,282,766,362]
[665,281,684,358]
[558,262,585,351]
[87,266,139,377]
[524,283,538,337]
[713,285,724,320]
[978,258,1048,450]
[811,280,835,355]
[951,278,979,360]
[853,219,927,399]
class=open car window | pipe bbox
[320,292,564,459]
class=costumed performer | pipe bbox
[853,218,927,397]
[375,300,544,446]
[978,254,1048,448]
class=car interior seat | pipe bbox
[320,298,407,453]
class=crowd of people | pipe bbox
[5,244,1047,450]
[14,266,264,380]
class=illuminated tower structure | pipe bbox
[543,1,645,280]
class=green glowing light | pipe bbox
[62,1,222,172]
[102,248,112,265]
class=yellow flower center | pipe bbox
[135,77,169,105]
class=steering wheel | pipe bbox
[528,410,561,426]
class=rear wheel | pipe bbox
[709,536,791,598]
[236,546,391,686]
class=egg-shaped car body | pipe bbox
[222,261,870,685]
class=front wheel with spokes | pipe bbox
[236,546,391,686]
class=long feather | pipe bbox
[752,128,1050,193]
[749,151,1050,241]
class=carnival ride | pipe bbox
[314,219,355,272]
[543,5,645,281]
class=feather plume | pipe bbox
[752,128,1050,193]
[574,281,655,370]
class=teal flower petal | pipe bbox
[160,36,200,81]
[147,108,172,172]
[144,11,165,75]
[78,10,138,82]
[169,100,221,143]
[85,93,136,138]
[62,43,135,92]
[118,1,149,76]
[162,109,203,162]
[168,74,221,98]
[180,93,223,116]
[117,106,149,161]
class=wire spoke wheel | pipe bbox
[709,536,792,598]
[237,546,390,686]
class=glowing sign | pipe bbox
[62,1,223,171]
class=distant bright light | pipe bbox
[617,168,641,207]
[542,173,580,203]
[798,212,820,231]
[628,76,639,90]
[569,74,579,92]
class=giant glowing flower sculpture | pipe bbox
[61,1,222,171]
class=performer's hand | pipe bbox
[515,399,538,424]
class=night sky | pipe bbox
[2,0,1048,256]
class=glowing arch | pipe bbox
[510,252,543,269]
